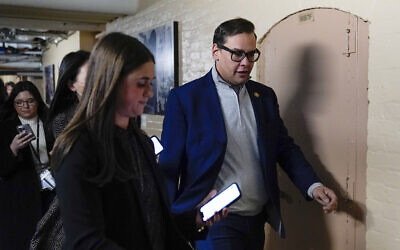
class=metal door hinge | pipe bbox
[343,28,357,57]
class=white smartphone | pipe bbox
[200,183,241,221]
[150,135,163,155]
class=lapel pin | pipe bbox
[254,92,260,98]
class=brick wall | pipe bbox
[107,1,400,249]
[364,1,400,249]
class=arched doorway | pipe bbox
[258,8,368,250]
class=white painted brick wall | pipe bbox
[107,1,400,249]
[366,1,400,249]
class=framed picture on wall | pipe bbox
[136,21,178,115]
[44,64,55,105]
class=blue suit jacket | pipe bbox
[159,70,320,237]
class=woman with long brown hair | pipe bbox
[52,32,222,249]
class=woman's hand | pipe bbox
[10,131,35,156]
[195,189,229,228]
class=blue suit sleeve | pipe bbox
[159,89,187,205]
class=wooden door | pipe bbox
[257,8,368,250]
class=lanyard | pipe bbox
[29,117,42,165]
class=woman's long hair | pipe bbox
[52,32,154,186]
[0,81,48,121]
[47,50,90,123]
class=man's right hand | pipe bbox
[195,189,229,228]
[312,185,338,214]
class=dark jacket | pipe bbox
[31,103,77,250]
[55,126,196,250]
[159,70,321,238]
[46,102,78,147]
[0,115,52,249]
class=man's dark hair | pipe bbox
[213,18,256,45]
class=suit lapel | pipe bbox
[202,71,227,143]
[246,82,269,172]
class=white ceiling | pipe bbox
[0,0,140,14]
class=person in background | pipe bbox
[30,50,89,250]
[0,81,54,250]
[5,81,15,97]
[159,18,338,250]
[46,50,90,144]
[0,78,6,107]
[52,32,224,250]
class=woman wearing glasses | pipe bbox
[0,81,54,250]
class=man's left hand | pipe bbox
[312,186,338,214]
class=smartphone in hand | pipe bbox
[16,124,36,140]
[200,183,241,221]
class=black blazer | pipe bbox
[55,127,195,250]
[0,115,52,249]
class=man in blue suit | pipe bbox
[159,18,338,250]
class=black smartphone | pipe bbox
[16,124,36,140]
[150,135,163,155]
[200,183,241,221]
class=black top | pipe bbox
[0,115,52,249]
[55,124,196,250]
[47,102,77,147]
[118,125,166,250]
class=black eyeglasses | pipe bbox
[218,44,261,62]
[14,98,37,107]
